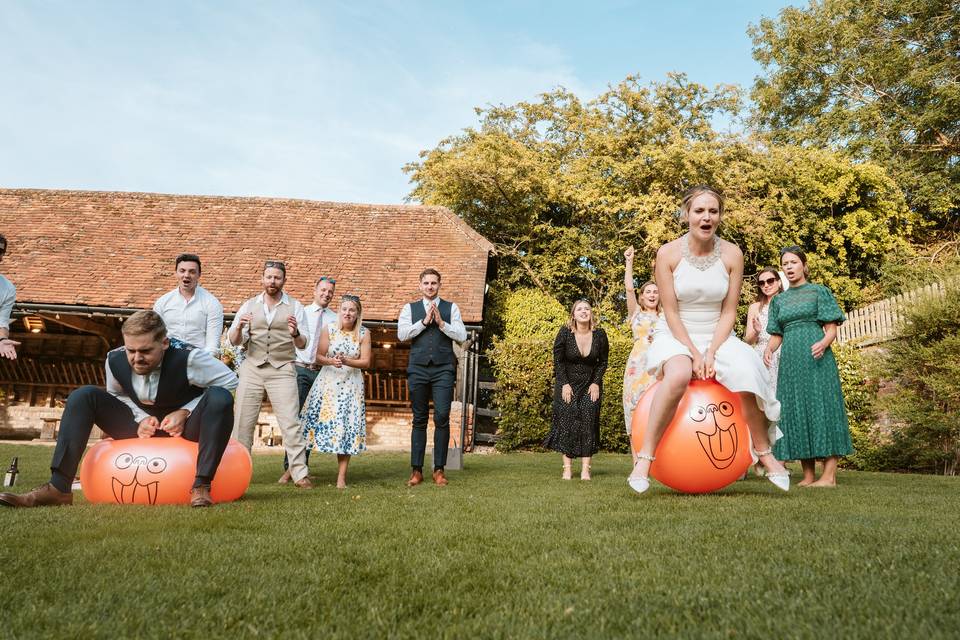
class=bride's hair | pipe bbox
[679,185,725,218]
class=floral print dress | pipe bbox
[622,310,658,433]
[300,324,367,455]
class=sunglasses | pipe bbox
[759,277,779,286]
[342,294,360,302]
[264,260,286,271]
[318,276,336,284]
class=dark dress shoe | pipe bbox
[432,469,449,486]
[406,470,424,487]
[294,477,313,489]
[0,483,73,508]
[190,485,213,508]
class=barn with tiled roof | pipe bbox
[1,188,492,322]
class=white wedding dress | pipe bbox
[645,237,781,431]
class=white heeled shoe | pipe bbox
[627,454,655,494]
[754,449,790,492]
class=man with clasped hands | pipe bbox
[397,268,466,487]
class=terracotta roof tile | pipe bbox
[0,189,493,323]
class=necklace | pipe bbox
[681,233,722,271]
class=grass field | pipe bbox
[2,443,958,639]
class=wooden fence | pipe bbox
[363,370,409,406]
[837,278,954,346]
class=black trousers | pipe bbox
[49,385,234,492]
[282,365,318,470]
[408,363,456,469]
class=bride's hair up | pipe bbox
[679,185,725,218]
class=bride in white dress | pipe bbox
[628,186,790,493]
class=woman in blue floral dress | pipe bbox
[300,295,371,488]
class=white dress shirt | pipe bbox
[0,275,15,330]
[105,349,239,423]
[153,285,224,353]
[397,297,467,343]
[296,303,338,364]
[228,291,311,346]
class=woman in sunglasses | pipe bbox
[745,269,784,395]
[743,268,784,476]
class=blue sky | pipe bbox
[0,1,795,205]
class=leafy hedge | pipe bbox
[838,280,960,475]
[489,288,632,453]
[834,343,882,470]
[872,284,960,474]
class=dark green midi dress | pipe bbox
[767,283,853,460]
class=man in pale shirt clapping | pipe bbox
[153,253,224,354]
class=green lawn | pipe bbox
[1,443,958,640]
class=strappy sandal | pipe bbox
[754,448,790,492]
[627,454,655,494]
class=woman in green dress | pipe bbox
[763,246,852,487]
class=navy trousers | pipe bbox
[408,363,456,468]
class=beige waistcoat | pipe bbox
[243,297,296,368]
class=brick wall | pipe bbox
[1,402,465,453]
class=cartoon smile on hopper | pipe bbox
[689,401,738,469]
[111,452,167,505]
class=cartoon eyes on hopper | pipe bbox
[114,453,167,474]
[688,401,734,422]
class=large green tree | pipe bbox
[749,0,960,232]
[405,74,915,314]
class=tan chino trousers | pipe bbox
[232,360,308,482]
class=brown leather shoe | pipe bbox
[277,469,292,484]
[406,470,424,487]
[294,477,313,489]
[190,485,213,508]
[0,483,73,508]
[432,469,448,486]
